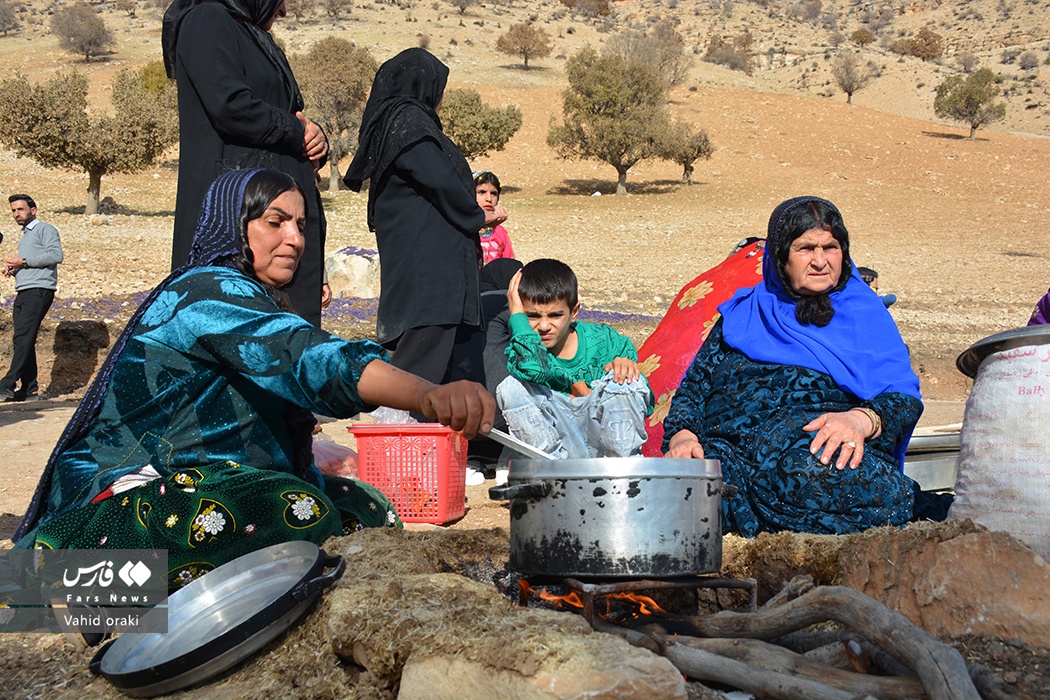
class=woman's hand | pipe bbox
[417,380,496,440]
[665,430,705,459]
[506,269,525,316]
[483,204,508,229]
[297,112,328,166]
[358,361,495,439]
[803,411,872,470]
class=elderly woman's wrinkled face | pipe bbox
[247,189,306,288]
[784,227,842,296]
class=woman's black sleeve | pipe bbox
[177,4,304,153]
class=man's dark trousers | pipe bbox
[1,287,55,398]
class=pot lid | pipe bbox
[956,325,1050,378]
[93,541,343,696]
[507,457,721,481]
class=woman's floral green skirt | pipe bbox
[32,462,401,589]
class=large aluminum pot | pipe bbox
[952,325,1050,560]
[489,457,722,578]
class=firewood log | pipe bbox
[678,584,980,700]
[677,637,924,699]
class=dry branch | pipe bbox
[599,619,877,700]
[678,584,980,700]
[677,637,925,699]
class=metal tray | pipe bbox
[956,325,1050,378]
[91,541,344,697]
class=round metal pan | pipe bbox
[956,325,1050,378]
[91,540,345,697]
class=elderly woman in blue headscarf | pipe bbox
[14,169,494,587]
[662,196,945,536]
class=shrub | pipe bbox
[955,52,979,73]
[50,3,114,62]
[908,28,943,61]
[1018,52,1039,70]
[851,28,874,47]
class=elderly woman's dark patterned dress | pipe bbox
[661,195,939,537]
[663,319,921,536]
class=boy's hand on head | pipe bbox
[507,269,525,316]
[605,358,641,384]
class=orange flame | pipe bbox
[538,588,584,608]
[604,592,666,616]
[520,581,666,618]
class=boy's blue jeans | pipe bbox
[496,372,650,459]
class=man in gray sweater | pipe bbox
[1,194,63,401]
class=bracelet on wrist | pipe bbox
[852,407,881,439]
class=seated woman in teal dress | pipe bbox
[13,169,494,587]
[663,196,949,536]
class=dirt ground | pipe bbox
[0,1,1048,695]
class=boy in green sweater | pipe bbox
[495,258,651,458]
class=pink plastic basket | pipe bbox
[347,423,467,524]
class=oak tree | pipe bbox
[439,88,522,159]
[495,23,553,68]
[0,65,178,214]
[547,48,668,194]
[933,68,1006,140]
[658,119,713,185]
[291,37,377,190]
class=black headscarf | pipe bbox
[343,48,473,229]
[161,0,304,113]
[14,169,321,543]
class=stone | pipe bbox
[399,653,686,700]
[325,245,380,299]
[837,525,1050,646]
[328,572,685,699]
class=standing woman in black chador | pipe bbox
[344,48,508,388]
[162,0,328,327]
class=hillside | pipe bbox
[0,0,1048,405]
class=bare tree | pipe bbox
[115,0,137,17]
[495,23,553,68]
[831,51,878,104]
[448,0,476,14]
[604,19,693,90]
[50,3,114,62]
[286,0,313,21]
[0,0,21,36]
